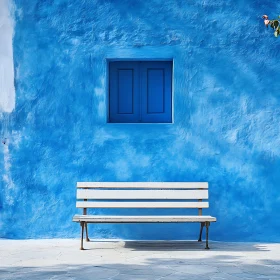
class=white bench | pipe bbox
[72,182,216,250]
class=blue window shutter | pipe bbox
[109,62,140,123]
[140,61,172,123]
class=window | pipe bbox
[108,61,172,123]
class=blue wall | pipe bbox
[1,0,280,241]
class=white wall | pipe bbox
[0,0,15,113]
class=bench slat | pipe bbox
[77,189,208,200]
[77,182,208,189]
[76,201,209,208]
[73,215,217,223]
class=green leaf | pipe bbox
[271,20,279,29]
[274,30,278,37]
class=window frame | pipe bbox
[107,59,174,124]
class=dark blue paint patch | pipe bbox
[0,0,280,241]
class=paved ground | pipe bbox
[0,239,279,279]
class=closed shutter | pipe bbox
[109,61,140,123]
[140,61,172,123]
[109,61,172,123]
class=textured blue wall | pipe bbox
[1,0,280,241]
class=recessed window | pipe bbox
[108,61,172,123]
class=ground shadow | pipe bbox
[84,240,271,252]
[0,254,279,280]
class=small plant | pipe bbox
[262,15,280,37]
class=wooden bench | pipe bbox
[72,182,216,250]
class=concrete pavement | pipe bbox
[0,239,279,279]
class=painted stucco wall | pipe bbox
[1,0,280,241]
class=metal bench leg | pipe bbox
[85,223,90,242]
[205,222,210,249]
[80,222,85,250]
[198,222,205,242]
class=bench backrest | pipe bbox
[76,182,209,216]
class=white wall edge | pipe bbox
[0,0,15,113]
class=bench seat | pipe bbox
[73,215,217,223]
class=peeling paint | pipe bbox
[3,142,15,205]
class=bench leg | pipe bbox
[85,222,90,242]
[198,222,205,242]
[80,222,85,250]
[205,222,210,250]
